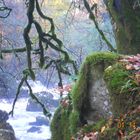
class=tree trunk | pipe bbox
[106,0,140,54]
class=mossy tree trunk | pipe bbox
[105,0,140,54]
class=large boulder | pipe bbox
[0,110,16,140]
[71,52,119,125]
[83,62,112,124]
[26,91,59,112]
[51,52,119,140]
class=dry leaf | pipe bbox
[101,126,106,133]
[126,64,134,70]
[83,132,98,140]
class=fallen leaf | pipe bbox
[101,126,106,133]
[83,132,98,140]
[126,64,135,70]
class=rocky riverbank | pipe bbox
[0,110,16,140]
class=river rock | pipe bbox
[35,116,49,126]
[29,116,49,126]
[71,53,118,125]
[0,110,9,123]
[0,110,16,140]
[27,126,41,133]
[26,91,59,112]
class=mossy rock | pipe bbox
[51,106,71,140]
[104,62,140,115]
[51,52,140,139]
[72,52,119,112]
[51,52,120,140]
[72,52,119,124]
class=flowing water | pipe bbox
[0,81,60,140]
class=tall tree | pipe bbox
[104,0,140,54]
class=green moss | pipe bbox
[51,52,140,139]
[85,52,119,66]
[104,63,129,93]
[51,107,63,140]
[61,111,71,140]
[82,119,106,133]
[51,106,71,140]
[69,110,80,135]
[104,62,140,115]
[104,63,130,115]
[93,119,106,131]
[99,128,117,140]
[72,62,88,112]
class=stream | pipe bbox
[0,81,61,140]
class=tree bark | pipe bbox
[105,0,140,54]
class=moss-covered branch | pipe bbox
[0,47,26,53]
[9,75,28,116]
[83,0,116,52]
[23,0,34,71]
[25,79,51,118]
[35,0,55,35]
[0,0,12,18]
[9,0,78,119]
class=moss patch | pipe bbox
[69,110,80,135]
[51,106,71,140]
[104,62,140,115]
[104,63,129,93]
[83,119,106,133]
[99,128,118,140]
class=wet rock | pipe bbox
[0,110,9,123]
[27,126,41,133]
[0,110,16,140]
[0,129,16,140]
[29,116,49,126]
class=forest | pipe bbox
[0,0,140,140]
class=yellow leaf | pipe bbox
[101,126,106,133]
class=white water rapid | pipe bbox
[0,81,60,140]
